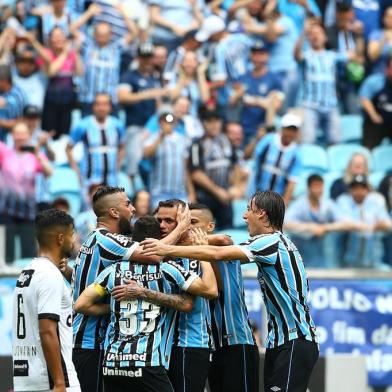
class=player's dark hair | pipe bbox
[35,209,74,246]
[189,203,214,222]
[336,2,352,13]
[307,174,323,187]
[93,92,112,106]
[153,199,186,215]
[132,216,161,242]
[93,186,125,216]
[251,190,285,231]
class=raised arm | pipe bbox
[69,3,101,35]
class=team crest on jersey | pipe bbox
[16,270,34,288]
[13,360,29,376]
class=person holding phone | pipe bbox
[0,120,52,264]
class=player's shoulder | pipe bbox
[240,232,280,248]
[97,229,135,246]
[16,258,62,288]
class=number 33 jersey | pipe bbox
[12,258,80,391]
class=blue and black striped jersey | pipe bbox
[171,259,213,349]
[210,260,254,348]
[238,232,318,348]
[94,261,198,369]
[72,228,138,349]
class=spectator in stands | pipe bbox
[131,189,151,224]
[197,14,252,115]
[295,22,353,145]
[71,3,137,116]
[251,112,302,206]
[230,43,283,145]
[0,64,27,141]
[330,152,369,200]
[153,45,168,83]
[143,112,194,208]
[66,93,125,188]
[168,51,210,117]
[378,172,392,265]
[12,46,46,110]
[23,105,55,211]
[32,0,78,44]
[368,6,392,74]
[326,2,365,114]
[336,174,392,268]
[117,42,168,186]
[285,174,359,268]
[149,0,204,51]
[0,121,52,263]
[189,109,242,229]
[75,183,100,245]
[242,4,299,110]
[26,28,83,139]
[52,196,70,213]
[5,0,40,37]
[359,57,392,149]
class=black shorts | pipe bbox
[264,338,319,392]
[208,344,260,392]
[72,348,103,392]
[168,347,211,392]
[103,366,174,392]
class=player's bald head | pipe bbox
[92,186,126,218]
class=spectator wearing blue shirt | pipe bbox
[243,7,300,110]
[285,174,357,268]
[352,0,381,40]
[368,6,392,73]
[252,113,302,206]
[149,0,205,52]
[359,57,392,149]
[336,175,392,269]
[143,112,193,209]
[117,43,168,185]
[70,3,137,116]
[66,93,125,189]
[295,23,351,145]
[0,65,27,141]
[230,44,283,144]
[196,15,252,114]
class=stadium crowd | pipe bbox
[0,0,392,269]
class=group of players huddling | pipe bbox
[12,186,319,392]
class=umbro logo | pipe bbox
[271,387,281,392]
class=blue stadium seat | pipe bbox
[299,144,328,173]
[216,229,248,245]
[340,114,363,143]
[117,171,133,197]
[372,145,392,173]
[327,144,372,173]
[369,171,386,189]
[49,167,82,216]
[233,199,247,228]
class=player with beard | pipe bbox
[71,187,190,392]
[12,209,80,392]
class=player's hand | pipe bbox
[112,280,144,301]
[140,238,170,256]
[191,228,208,245]
[176,203,191,234]
[88,3,102,16]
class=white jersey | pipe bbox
[12,257,80,391]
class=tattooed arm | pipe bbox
[112,280,194,313]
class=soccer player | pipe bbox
[142,191,320,392]
[74,215,217,391]
[12,209,80,392]
[188,203,260,392]
[71,186,189,392]
[155,199,224,392]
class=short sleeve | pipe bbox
[97,231,139,267]
[288,152,302,181]
[119,72,134,91]
[115,119,126,144]
[94,265,114,294]
[161,260,199,291]
[189,140,204,172]
[36,271,63,321]
[359,75,384,100]
[69,122,87,145]
[236,235,279,265]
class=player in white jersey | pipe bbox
[12,209,80,392]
